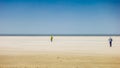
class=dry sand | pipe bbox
[0,36,120,68]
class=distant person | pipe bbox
[108,37,113,47]
[50,35,53,42]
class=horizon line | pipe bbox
[0,34,120,36]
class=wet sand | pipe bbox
[0,36,120,68]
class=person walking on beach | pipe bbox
[50,35,53,42]
[108,37,113,47]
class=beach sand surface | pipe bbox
[0,36,120,68]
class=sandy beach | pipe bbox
[0,36,120,68]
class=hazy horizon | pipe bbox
[0,34,120,36]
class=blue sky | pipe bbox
[0,0,120,34]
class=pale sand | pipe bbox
[0,36,120,68]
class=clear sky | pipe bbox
[0,0,120,34]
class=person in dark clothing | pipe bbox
[108,37,113,47]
